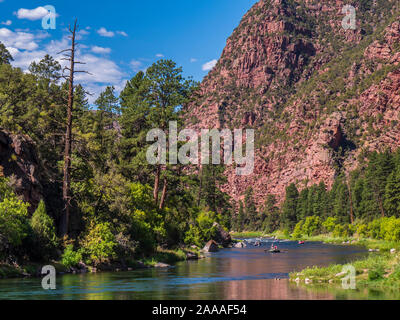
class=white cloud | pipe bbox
[0,28,38,51]
[156,53,164,58]
[16,7,49,21]
[6,31,127,103]
[190,58,197,63]
[1,20,12,26]
[202,59,217,71]
[91,46,111,54]
[130,59,143,72]
[116,31,128,37]
[97,27,115,37]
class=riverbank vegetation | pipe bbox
[0,44,234,277]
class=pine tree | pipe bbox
[244,187,258,230]
[365,151,394,217]
[330,175,351,224]
[0,42,13,65]
[282,183,299,230]
[262,195,280,233]
[384,165,400,217]
[236,201,245,232]
[29,54,61,84]
[297,188,309,220]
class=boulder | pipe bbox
[154,262,171,268]
[234,242,247,248]
[203,240,219,253]
[212,223,232,248]
[186,252,198,260]
[77,262,88,273]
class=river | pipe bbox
[0,239,396,300]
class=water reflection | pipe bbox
[0,240,394,300]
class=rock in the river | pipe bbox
[212,223,232,248]
[77,262,88,273]
[203,240,219,253]
[234,242,247,248]
[154,263,171,268]
[186,252,198,260]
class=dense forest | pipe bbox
[0,40,233,268]
[1,34,400,271]
[234,149,400,241]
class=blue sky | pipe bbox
[0,0,258,101]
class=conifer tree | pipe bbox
[281,183,299,230]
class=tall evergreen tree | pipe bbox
[0,42,13,65]
[384,165,400,217]
[262,195,280,233]
[29,54,61,84]
[244,187,258,230]
[281,183,299,230]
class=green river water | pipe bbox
[0,239,398,300]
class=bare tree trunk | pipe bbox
[347,180,354,224]
[379,197,385,218]
[59,19,89,236]
[197,165,203,207]
[60,21,77,237]
[159,177,168,210]
[153,165,161,205]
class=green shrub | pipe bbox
[129,209,157,254]
[368,219,383,239]
[0,197,30,247]
[333,224,345,238]
[184,211,219,247]
[368,264,385,281]
[30,200,58,259]
[61,245,83,268]
[356,224,368,238]
[81,222,117,265]
[380,217,400,241]
[322,217,338,233]
[292,220,304,239]
[302,216,322,236]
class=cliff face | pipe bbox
[186,0,400,206]
[0,128,43,213]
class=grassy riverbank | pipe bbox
[290,251,400,290]
[232,229,400,291]
[231,231,266,239]
[0,247,199,279]
[287,235,400,290]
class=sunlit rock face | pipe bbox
[185,0,400,207]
